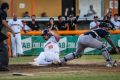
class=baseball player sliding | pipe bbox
[29,29,60,66]
[8,14,24,57]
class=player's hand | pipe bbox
[65,8,69,12]
[11,31,15,37]
[115,47,120,54]
[49,30,54,35]
[115,47,119,54]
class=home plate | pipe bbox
[58,67,70,69]
[12,72,34,76]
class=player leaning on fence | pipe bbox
[60,22,119,67]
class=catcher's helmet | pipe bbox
[99,22,108,28]
[99,22,114,30]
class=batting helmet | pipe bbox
[41,29,50,36]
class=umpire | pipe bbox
[0,2,15,71]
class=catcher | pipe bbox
[60,22,119,67]
[29,29,60,66]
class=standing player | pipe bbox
[60,22,119,67]
[8,14,23,57]
[29,29,60,66]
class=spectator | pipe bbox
[104,8,112,21]
[22,20,31,32]
[66,15,79,30]
[22,11,30,18]
[84,5,96,17]
[64,8,79,31]
[0,2,15,71]
[112,14,120,29]
[41,12,48,17]
[65,7,75,17]
[56,15,67,30]
[90,16,100,30]
[103,11,114,30]
[28,15,40,31]
[8,13,24,57]
[48,17,58,31]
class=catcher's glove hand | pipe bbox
[109,46,120,54]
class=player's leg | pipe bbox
[53,53,60,62]
[0,41,9,71]
[33,52,52,66]
[84,35,115,67]
[16,34,23,55]
[10,34,17,57]
[46,52,60,64]
[60,36,86,63]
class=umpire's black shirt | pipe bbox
[0,9,8,41]
[0,9,7,31]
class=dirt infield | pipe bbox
[8,62,120,73]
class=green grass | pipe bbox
[0,55,119,80]
[0,71,120,80]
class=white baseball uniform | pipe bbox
[8,19,23,57]
[112,20,120,29]
[90,21,100,30]
[33,36,60,65]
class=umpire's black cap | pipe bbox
[1,2,9,10]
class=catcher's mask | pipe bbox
[99,22,114,30]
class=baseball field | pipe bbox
[0,54,120,80]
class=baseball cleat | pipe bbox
[106,63,113,67]
[113,60,117,67]
[106,60,117,67]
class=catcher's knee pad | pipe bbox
[99,43,109,52]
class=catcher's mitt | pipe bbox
[109,46,120,54]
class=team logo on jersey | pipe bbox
[48,45,53,49]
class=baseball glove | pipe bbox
[109,46,120,54]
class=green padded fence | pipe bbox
[21,34,120,56]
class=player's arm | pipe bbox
[104,35,119,54]
[74,20,78,30]
[2,20,15,35]
[49,31,60,42]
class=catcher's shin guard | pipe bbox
[61,52,80,63]
[100,44,112,62]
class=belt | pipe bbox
[14,32,20,34]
